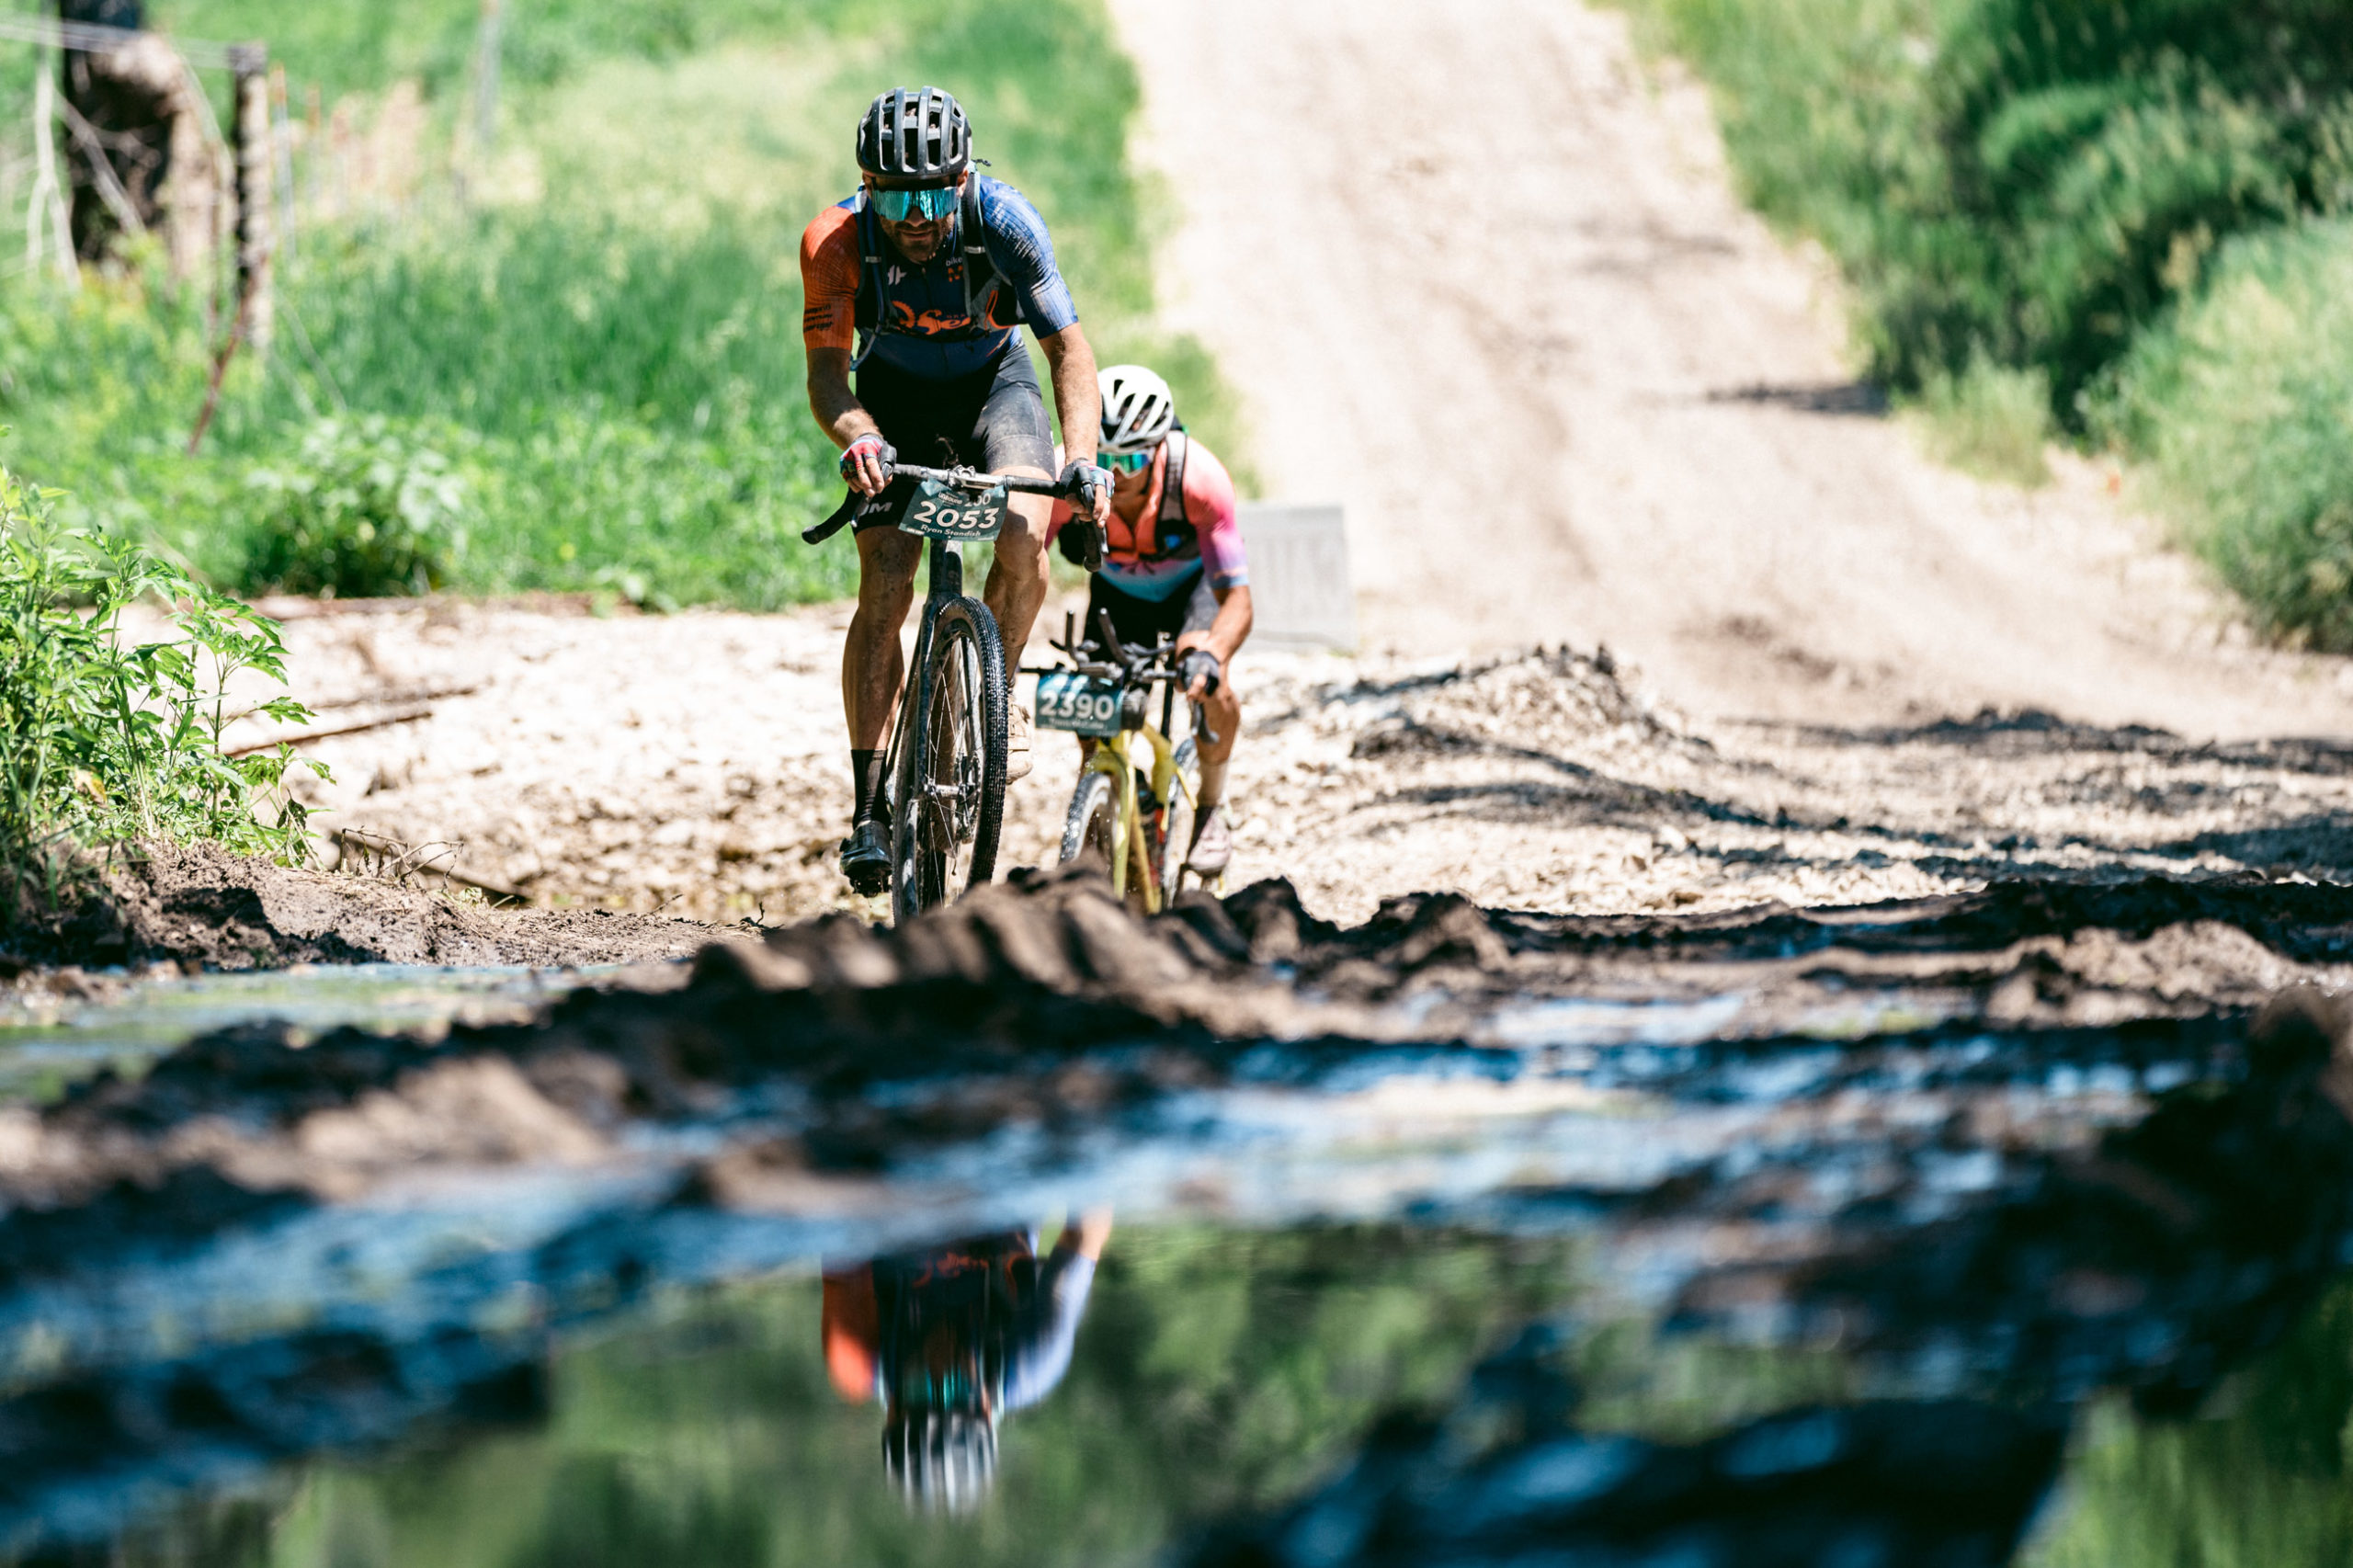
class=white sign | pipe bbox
[1239,504,1356,651]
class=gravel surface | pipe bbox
[186,598,2353,938]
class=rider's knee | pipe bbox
[993,520,1051,579]
[855,556,919,609]
[995,545,1047,585]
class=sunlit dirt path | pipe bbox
[1108,0,2353,737]
[189,5,2353,931]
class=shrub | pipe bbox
[2096,219,2353,649]
[1908,352,2052,487]
[0,466,321,912]
[242,415,471,598]
[1620,0,2353,416]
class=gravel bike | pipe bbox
[1025,608,1220,914]
[806,460,1080,924]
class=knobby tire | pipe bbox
[892,597,1006,925]
[1060,769,1119,874]
[1155,734,1199,909]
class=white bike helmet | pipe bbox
[1097,365,1176,455]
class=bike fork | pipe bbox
[1094,725,1187,916]
[882,544,956,846]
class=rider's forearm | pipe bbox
[807,348,881,450]
[1206,585,1254,665]
[1040,325,1101,465]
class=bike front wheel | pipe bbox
[892,597,1007,924]
[1152,734,1199,909]
[1060,767,1119,872]
[1062,763,1155,914]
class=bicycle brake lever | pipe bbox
[1191,701,1222,748]
[1094,608,1142,674]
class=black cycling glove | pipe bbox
[1179,649,1222,696]
[1061,458,1111,517]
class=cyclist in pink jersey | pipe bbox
[1049,365,1251,873]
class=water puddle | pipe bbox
[0,935,2319,1563]
[0,964,596,1100]
[26,1214,2351,1568]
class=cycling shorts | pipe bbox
[852,348,1056,533]
[1086,564,1219,649]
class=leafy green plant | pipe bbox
[1908,351,2052,487]
[2094,218,2353,649]
[1616,0,2353,417]
[0,466,322,915]
[241,415,472,598]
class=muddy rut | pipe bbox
[86,598,2338,942]
[6,868,2353,1553]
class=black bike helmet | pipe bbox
[858,86,971,182]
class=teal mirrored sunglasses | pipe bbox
[871,184,958,222]
[1105,449,1154,474]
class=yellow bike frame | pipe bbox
[1081,720,1189,915]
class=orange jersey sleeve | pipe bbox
[800,207,862,357]
[821,1265,880,1403]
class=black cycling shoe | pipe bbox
[839,818,891,896]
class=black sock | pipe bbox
[850,749,887,824]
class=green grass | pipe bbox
[2093,219,2353,649]
[1611,0,2353,642]
[0,0,1246,609]
[1908,351,2052,487]
[1614,0,2353,413]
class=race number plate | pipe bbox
[898,479,1008,540]
[1034,669,1127,737]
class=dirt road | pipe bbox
[1107,0,2353,737]
[175,2,2353,934]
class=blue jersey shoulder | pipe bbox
[974,176,1079,337]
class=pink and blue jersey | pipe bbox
[1051,435,1248,602]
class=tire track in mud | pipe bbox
[161,602,2353,936]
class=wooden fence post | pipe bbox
[230,40,271,354]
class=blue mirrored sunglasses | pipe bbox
[1106,449,1154,474]
[871,184,958,222]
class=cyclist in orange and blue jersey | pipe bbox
[821,1212,1111,1511]
[1049,366,1252,873]
[802,86,1112,895]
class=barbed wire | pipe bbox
[0,13,242,71]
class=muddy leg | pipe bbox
[845,528,921,749]
[984,483,1052,677]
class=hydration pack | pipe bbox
[1102,426,1196,565]
[1156,426,1191,535]
[850,179,1023,371]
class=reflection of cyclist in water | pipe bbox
[822,1211,1112,1511]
